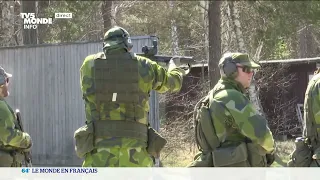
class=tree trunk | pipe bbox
[229,1,245,53]
[102,1,113,32]
[13,1,23,46]
[37,0,49,44]
[208,1,222,89]
[229,1,265,117]
[229,1,266,117]
[169,1,179,55]
[0,1,15,46]
[200,1,208,83]
[221,1,233,53]
[21,0,37,45]
[298,24,317,58]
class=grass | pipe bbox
[160,144,198,167]
[160,140,295,167]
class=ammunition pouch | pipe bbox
[74,122,95,159]
[14,151,24,165]
[74,120,148,159]
[188,142,270,167]
[0,149,24,167]
[187,152,213,167]
[146,127,167,157]
[212,142,249,167]
[266,153,275,166]
[0,150,14,167]
[310,147,320,167]
[287,138,313,167]
[246,143,268,167]
[93,120,148,141]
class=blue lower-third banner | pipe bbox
[0,167,318,180]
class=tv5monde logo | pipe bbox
[20,13,72,29]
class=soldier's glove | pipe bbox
[168,57,190,76]
[23,134,33,152]
[170,56,181,66]
[168,57,180,71]
[266,152,275,166]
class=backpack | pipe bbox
[193,90,221,152]
[187,91,221,167]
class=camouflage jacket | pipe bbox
[0,98,31,151]
[303,73,320,146]
[209,77,275,153]
[80,51,184,148]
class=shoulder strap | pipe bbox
[193,95,209,124]
[193,95,209,150]
[129,52,137,60]
[203,89,223,148]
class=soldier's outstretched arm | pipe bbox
[0,103,31,149]
[223,90,275,153]
[138,56,184,93]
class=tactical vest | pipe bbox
[304,73,320,146]
[87,52,149,143]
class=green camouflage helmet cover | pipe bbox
[103,26,132,50]
[218,52,261,69]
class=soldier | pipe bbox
[287,67,320,167]
[74,26,186,167]
[188,52,275,167]
[0,66,32,167]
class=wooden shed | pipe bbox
[259,57,320,135]
[163,57,320,135]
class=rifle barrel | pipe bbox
[136,53,194,64]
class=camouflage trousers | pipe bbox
[82,147,154,167]
[0,151,22,167]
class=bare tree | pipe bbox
[228,1,266,117]
[37,0,49,44]
[102,1,113,32]
[0,1,15,46]
[21,0,37,45]
[255,62,298,136]
[208,1,222,89]
[169,1,179,56]
[200,1,209,80]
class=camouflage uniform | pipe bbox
[287,70,320,167]
[0,66,32,167]
[78,27,185,167]
[189,53,275,167]
[303,72,320,146]
[301,71,320,167]
[210,78,274,150]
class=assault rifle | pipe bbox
[15,109,32,167]
[136,37,194,70]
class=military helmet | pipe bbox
[218,52,260,78]
[103,26,133,50]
